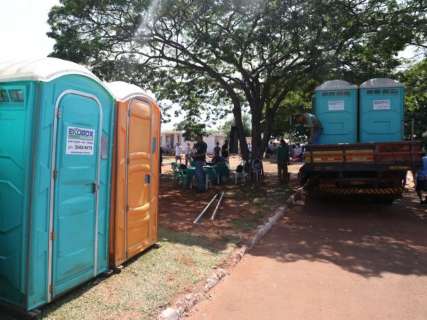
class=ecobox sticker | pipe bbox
[328,100,345,111]
[373,99,391,110]
[66,126,95,155]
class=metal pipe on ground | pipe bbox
[210,192,225,221]
[193,193,219,224]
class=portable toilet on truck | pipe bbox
[314,80,358,144]
[359,78,405,143]
[0,58,115,313]
[106,81,161,268]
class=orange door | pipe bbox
[126,99,152,258]
[110,97,160,267]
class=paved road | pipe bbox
[188,193,427,320]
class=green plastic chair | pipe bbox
[204,166,218,185]
[214,162,230,183]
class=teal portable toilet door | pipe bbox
[49,90,102,300]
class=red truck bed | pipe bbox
[300,141,422,200]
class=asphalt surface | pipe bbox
[188,192,427,320]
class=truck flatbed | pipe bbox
[300,141,422,201]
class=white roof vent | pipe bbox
[0,57,101,83]
[315,80,357,91]
[105,81,156,101]
[360,78,404,89]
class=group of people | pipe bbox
[172,136,230,192]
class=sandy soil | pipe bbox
[158,155,300,243]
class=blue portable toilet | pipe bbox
[359,78,405,143]
[314,80,358,144]
[0,58,115,312]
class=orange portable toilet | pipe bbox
[106,81,161,267]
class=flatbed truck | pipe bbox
[299,141,422,203]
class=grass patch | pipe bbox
[231,211,264,231]
[41,228,235,320]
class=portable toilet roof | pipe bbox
[0,57,105,85]
[315,80,357,91]
[105,81,156,102]
[360,78,404,89]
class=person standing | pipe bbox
[211,141,222,164]
[276,139,290,183]
[296,113,322,144]
[184,142,192,166]
[214,142,221,157]
[221,140,229,161]
[416,153,427,204]
[175,143,182,164]
[193,135,208,192]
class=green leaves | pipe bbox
[47,0,426,156]
[401,59,427,141]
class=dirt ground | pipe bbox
[187,191,427,320]
[159,155,299,243]
[1,156,296,320]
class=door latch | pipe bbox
[91,182,99,193]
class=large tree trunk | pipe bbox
[232,104,249,160]
[261,110,275,157]
[249,101,266,160]
[251,112,264,160]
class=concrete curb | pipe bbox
[158,203,292,320]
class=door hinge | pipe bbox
[49,284,53,294]
[50,231,55,241]
[56,109,61,118]
[53,169,58,180]
[126,205,129,212]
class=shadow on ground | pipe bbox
[249,193,427,278]
[158,170,292,245]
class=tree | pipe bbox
[401,59,427,142]
[175,118,206,141]
[48,0,427,159]
[221,113,251,138]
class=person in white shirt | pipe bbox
[184,142,192,166]
[175,143,182,164]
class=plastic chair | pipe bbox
[233,162,248,184]
[203,166,218,190]
[214,162,230,184]
[251,158,264,183]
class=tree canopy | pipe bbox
[401,58,427,142]
[49,0,427,158]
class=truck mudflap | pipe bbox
[317,187,404,196]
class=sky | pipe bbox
[0,0,59,60]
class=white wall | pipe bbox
[205,135,225,154]
[160,131,225,155]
